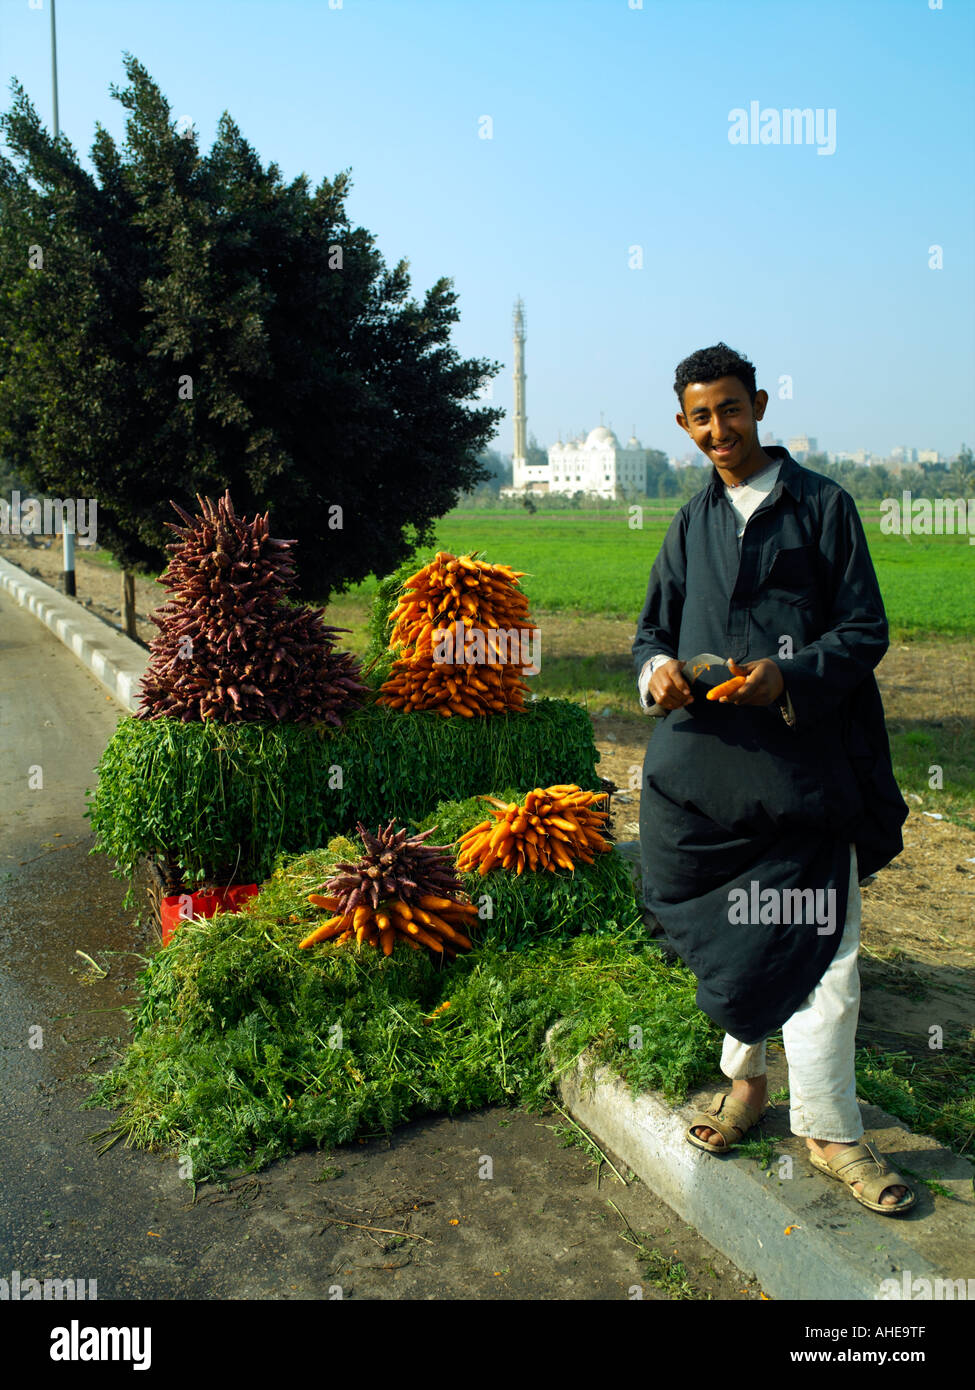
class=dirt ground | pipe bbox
[5,534,974,1052]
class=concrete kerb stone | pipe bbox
[545,1025,975,1301]
[545,840,975,1301]
[0,557,147,712]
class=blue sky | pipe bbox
[2,0,972,461]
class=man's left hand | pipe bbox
[719,657,785,706]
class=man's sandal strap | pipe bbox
[827,1141,911,1204]
[689,1092,761,1146]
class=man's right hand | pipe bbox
[647,658,694,712]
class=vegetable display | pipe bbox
[299,819,478,960]
[377,550,535,715]
[455,785,612,876]
[137,490,369,725]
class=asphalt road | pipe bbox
[0,588,764,1304]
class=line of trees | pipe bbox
[456,444,974,508]
[803,449,974,501]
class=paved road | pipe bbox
[0,589,763,1303]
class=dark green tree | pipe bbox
[526,431,548,471]
[644,448,670,497]
[676,464,710,500]
[472,446,509,492]
[949,443,973,497]
[0,55,503,601]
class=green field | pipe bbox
[341,506,974,641]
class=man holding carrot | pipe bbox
[632,342,913,1213]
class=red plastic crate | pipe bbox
[160,883,259,947]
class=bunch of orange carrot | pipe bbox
[377,650,529,716]
[376,550,535,717]
[299,892,478,961]
[386,551,532,656]
[455,785,612,877]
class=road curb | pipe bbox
[546,1028,975,1301]
[546,840,975,1301]
[0,556,147,712]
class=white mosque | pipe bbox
[545,425,648,500]
[498,298,648,500]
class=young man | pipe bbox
[631,343,913,1213]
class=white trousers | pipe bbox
[719,841,864,1142]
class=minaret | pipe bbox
[511,297,527,489]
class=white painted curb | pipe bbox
[0,556,147,712]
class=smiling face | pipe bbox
[676,375,771,483]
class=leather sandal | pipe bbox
[686,1091,767,1153]
[807,1140,917,1214]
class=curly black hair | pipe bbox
[674,343,757,414]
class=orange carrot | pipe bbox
[299,915,350,948]
[707,675,747,701]
[400,921,445,953]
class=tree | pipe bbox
[676,464,710,500]
[470,447,510,493]
[644,448,670,497]
[526,431,547,471]
[0,56,503,603]
[949,443,973,498]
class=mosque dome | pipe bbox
[585,426,617,447]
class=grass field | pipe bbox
[336,506,974,641]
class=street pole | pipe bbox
[50,0,76,595]
[50,0,59,136]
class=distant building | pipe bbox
[547,427,647,499]
[787,435,817,461]
[917,449,941,465]
[891,446,917,464]
[496,296,651,499]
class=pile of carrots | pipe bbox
[299,892,478,961]
[455,785,612,876]
[377,650,530,717]
[387,551,533,656]
[376,550,535,716]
